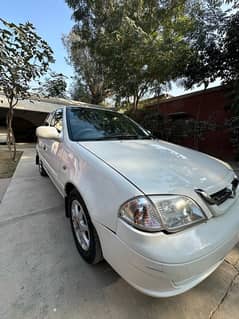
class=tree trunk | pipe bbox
[6,101,16,161]
[132,95,139,112]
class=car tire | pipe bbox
[68,189,103,264]
[39,160,48,177]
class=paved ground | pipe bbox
[0,144,35,201]
[0,177,10,203]
[0,147,239,319]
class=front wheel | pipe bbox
[39,160,48,177]
[68,190,103,264]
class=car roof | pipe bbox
[65,105,118,113]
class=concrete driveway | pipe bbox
[0,147,239,319]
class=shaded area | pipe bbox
[0,108,47,143]
[130,86,236,160]
[0,150,22,178]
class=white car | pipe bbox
[36,106,239,297]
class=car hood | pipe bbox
[80,140,234,195]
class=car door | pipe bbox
[43,109,64,192]
[37,111,54,170]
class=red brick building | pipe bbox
[143,86,235,160]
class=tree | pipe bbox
[225,0,239,8]
[37,72,67,98]
[182,0,226,89]
[221,11,239,113]
[63,30,111,104]
[96,1,195,110]
[70,76,92,102]
[0,19,54,160]
[65,0,221,110]
[182,3,239,111]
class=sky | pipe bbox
[1,0,223,98]
[1,0,75,86]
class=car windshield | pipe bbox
[67,107,151,141]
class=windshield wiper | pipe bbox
[95,134,142,140]
[80,134,154,141]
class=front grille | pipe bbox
[195,177,238,206]
[211,188,232,205]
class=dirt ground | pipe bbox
[0,149,22,178]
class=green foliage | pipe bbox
[181,1,226,89]
[63,30,111,104]
[65,0,200,110]
[128,107,217,144]
[65,1,235,110]
[0,18,54,159]
[225,0,239,8]
[70,76,93,103]
[223,12,239,114]
[0,19,54,100]
[223,12,239,82]
[183,6,239,113]
[37,72,67,98]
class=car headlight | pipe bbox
[119,195,206,232]
[119,196,163,231]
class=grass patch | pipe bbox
[0,151,23,178]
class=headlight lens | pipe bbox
[119,196,163,232]
[119,195,206,232]
[150,195,206,232]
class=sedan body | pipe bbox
[36,106,239,297]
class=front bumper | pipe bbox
[94,196,239,297]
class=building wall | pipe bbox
[0,108,47,142]
[144,86,234,159]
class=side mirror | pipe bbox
[36,126,62,141]
[145,129,155,138]
[146,129,152,135]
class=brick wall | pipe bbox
[143,86,234,159]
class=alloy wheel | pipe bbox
[71,199,90,251]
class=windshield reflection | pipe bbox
[67,108,151,141]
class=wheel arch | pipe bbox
[65,182,75,218]
[64,182,85,218]
[35,153,39,165]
